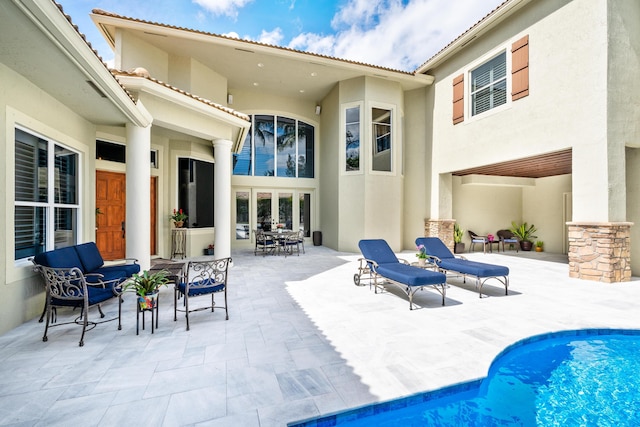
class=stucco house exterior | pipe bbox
[1,0,639,334]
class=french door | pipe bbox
[234,189,313,242]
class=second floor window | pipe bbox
[471,51,507,116]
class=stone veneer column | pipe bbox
[425,219,456,250]
[567,222,632,283]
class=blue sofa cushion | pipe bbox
[34,246,85,272]
[376,263,446,287]
[94,264,140,279]
[86,267,130,284]
[438,259,509,277]
[358,239,399,265]
[177,280,225,296]
[51,285,116,307]
[75,242,104,273]
[416,237,455,260]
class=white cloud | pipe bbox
[289,0,500,71]
[192,0,254,19]
[257,28,285,46]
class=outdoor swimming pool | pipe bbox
[290,329,640,426]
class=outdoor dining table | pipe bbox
[263,230,296,255]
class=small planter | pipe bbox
[418,258,427,267]
[535,246,543,252]
[204,248,214,256]
[454,242,465,254]
[520,241,533,251]
[138,292,158,311]
[174,221,184,228]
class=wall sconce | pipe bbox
[315,105,321,115]
[227,94,233,105]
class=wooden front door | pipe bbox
[96,171,126,260]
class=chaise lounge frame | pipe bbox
[416,237,509,298]
[355,239,448,310]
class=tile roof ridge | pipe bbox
[91,8,416,76]
[111,69,250,121]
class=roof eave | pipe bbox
[416,0,533,75]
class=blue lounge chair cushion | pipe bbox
[376,263,446,287]
[416,237,509,277]
[177,280,225,296]
[75,242,104,273]
[358,239,399,265]
[34,246,85,272]
[438,259,508,277]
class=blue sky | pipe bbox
[58,0,504,71]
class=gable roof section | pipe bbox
[90,9,433,103]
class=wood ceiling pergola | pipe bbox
[452,149,572,179]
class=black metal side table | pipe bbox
[136,292,159,335]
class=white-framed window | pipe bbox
[371,106,393,172]
[14,127,80,260]
[343,103,362,173]
[471,51,507,116]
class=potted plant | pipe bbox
[453,223,465,254]
[416,244,428,267]
[170,208,188,228]
[535,241,544,252]
[510,221,538,251]
[204,244,214,256]
[123,270,170,310]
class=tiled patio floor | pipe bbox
[1,245,638,426]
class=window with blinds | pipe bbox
[471,51,507,116]
[14,128,79,260]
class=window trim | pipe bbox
[369,102,396,175]
[14,125,81,262]
[341,101,364,175]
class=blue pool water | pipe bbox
[290,329,640,426]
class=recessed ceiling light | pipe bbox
[299,89,305,93]
[257,63,264,68]
[253,82,259,86]
[310,72,317,77]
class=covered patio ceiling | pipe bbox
[452,149,572,179]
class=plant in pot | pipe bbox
[123,270,170,310]
[535,241,544,252]
[170,208,187,228]
[204,244,214,256]
[510,221,537,251]
[453,223,465,254]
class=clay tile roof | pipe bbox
[52,1,137,104]
[91,8,416,76]
[415,0,510,72]
[111,69,250,122]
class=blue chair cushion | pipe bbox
[415,237,455,260]
[177,280,225,296]
[75,242,104,272]
[51,285,115,307]
[34,246,85,272]
[358,239,399,265]
[86,267,130,284]
[376,263,446,287]
[438,259,509,277]
[94,264,140,278]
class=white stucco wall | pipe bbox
[1,63,98,334]
[429,0,610,223]
[118,30,169,81]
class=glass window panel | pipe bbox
[15,128,47,203]
[372,108,392,172]
[15,206,45,259]
[54,207,77,249]
[298,121,314,178]
[235,192,249,240]
[299,193,311,237]
[471,52,507,116]
[257,192,272,231]
[278,192,293,229]
[233,130,252,176]
[345,106,360,172]
[254,115,275,176]
[54,145,78,204]
[277,117,297,177]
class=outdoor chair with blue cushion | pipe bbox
[468,230,489,253]
[416,237,509,298]
[174,258,231,330]
[497,229,519,252]
[36,265,123,346]
[254,229,276,256]
[355,239,448,310]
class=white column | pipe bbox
[126,122,151,271]
[213,138,233,259]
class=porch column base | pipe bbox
[567,222,633,283]
[425,219,456,250]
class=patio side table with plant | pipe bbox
[123,270,170,334]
